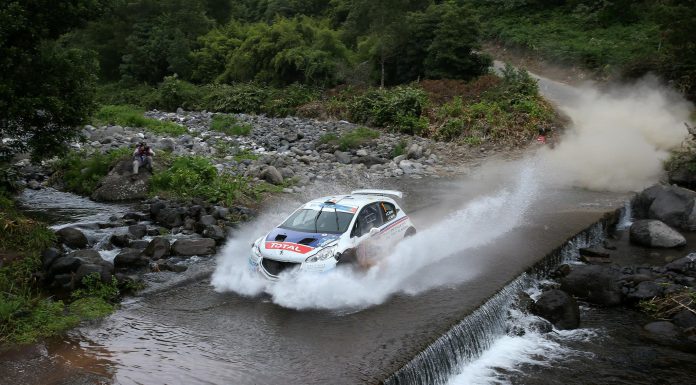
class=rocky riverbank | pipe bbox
[525,183,696,353]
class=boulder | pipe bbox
[143,237,171,260]
[407,144,423,160]
[199,215,216,226]
[665,253,696,275]
[672,308,696,329]
[154,207,184,228]
[92,159,150,202]
[128,224,147,239]
[629,220,686,248]
[171,238,216,256]
[110,233,132,248]
[129,239,150,250]
[531,289,580,330]
[56,227,88,249]
[114,248,149,268]
[627,281,663,301]
[47,249,103,278]
[75,261,114,284]
[41,247,62,270]
[203,225,227,243]
[352,156,387,168]
[334,151,351,164]
[633,184,696,229]
[260,166,284,185]
[560,265,623,306]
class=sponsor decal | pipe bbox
[265,241,314,254]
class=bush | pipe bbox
[93,105,187,135]
[152,75,204,111]
[150,156,264,206]
[51,148,132,196]
[263,83,320,116]
[201,83,271,114]
[350,85,429,131]
[320,127,380,151]
[210,115,252,136]
[95,83,158,108]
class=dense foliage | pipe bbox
[470,0,696,100]
[0,1,109,163]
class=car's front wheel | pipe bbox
[405,227,417,238]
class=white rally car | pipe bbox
[249,190,416,279]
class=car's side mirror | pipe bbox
[369,227,380,236]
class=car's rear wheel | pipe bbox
[405,227,417,237]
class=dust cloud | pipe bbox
[539,76,692,192]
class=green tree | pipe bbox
[655,0,696,99]
[0,1,106,163]
[424,3,490,80]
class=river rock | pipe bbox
[560,265,623,306]
[672,308,696,329]
[627,281,663,301]
[40,248,62,271]
[110,233,132,248]
[47,249,103,278]
[199,215,216,226]
[203,225,226,243]
[154,207,184,228]
[93,159,150,202]
[75,260,114,284]
[171,238,216,256]
[114,248,149,268]
[407,144,423,160]
[56,227,89,249]
[128,224,147,239]
[531,289,580,330]
[260,166,284,185]
[633,184,696,229]
[334,151,351,164]
[143,237,171,260]
[629,220,686,248]
[665,253,696,275]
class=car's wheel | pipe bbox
[405,227,417,237]
[336,249,357,265]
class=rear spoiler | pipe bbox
[351,189,403,199]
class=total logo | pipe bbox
[265,242,314,254]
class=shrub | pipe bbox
[150,156,261,206]
[93,105,187,135]
[95,83,158,108]
[210,115,252,136]
[152,75,204,111]
[51,148,132,196]
[391,139,408,158]
[349,85,429,131]
[329,127,380,151]
[201,83,270,114]
[263,83,320,117]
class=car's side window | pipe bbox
[352,203,384,237]
[379,202,397,223]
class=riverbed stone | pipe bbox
[155,207,184,228]
[633,184,696,229]
[110,233,132,248]
[92,159,150,202]
[114,248,149,268]
[560,265,623,306]
[48,249,103,278]
[171,238,216,256]
[56,227,89,249]
[665,254,696,275]
[41,247,62,270]
[531,289,580,330]
[75,261,114,284]
[143,237,171,260]
[629,220,686,248]
[128,224,147,239]
[260,166,283,185]
[627,281,663,301]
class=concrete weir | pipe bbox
[383,210,620,385]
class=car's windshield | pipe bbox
[279,208,354,234]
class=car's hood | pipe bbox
[261,228,340,261]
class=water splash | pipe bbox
[212,164,540,310]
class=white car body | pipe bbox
[249,190,415,279]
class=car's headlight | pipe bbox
[251,238,263,257]
[305,246,337,263]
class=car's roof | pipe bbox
[300,194,399,213]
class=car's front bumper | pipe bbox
[248,251,337,280]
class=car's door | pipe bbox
[375,201,406,243]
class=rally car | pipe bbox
[249,190,416,279]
